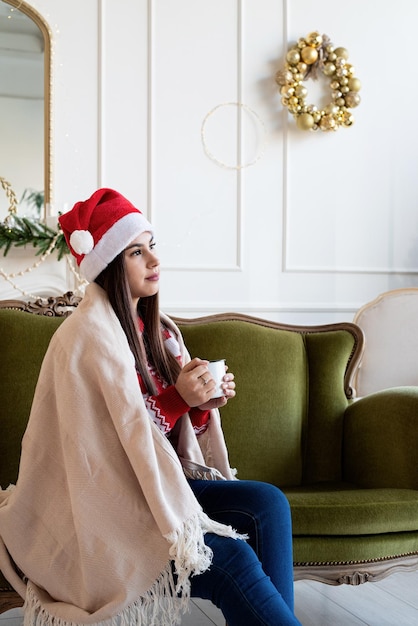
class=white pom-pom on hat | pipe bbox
[70,230,95,255]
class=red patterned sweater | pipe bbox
[137,319,210,435]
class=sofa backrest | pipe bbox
[0,304,363,491]
[0,309,66,488]
[176,313,363,487]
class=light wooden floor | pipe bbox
[2,570,418,625]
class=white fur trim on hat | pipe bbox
[79,212,153,282]
[70,230,95,255]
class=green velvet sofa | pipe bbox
[177,312,418,586]
[1,295,418,613]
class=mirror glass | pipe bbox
[0,0,50,219]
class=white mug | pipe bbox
[207,359,226,399]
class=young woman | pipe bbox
[0,189,301,626]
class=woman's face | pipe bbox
[123,231,160,304]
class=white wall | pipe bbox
[1,0,418,324]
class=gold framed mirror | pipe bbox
[0,0,52,218]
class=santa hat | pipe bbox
[59,188,153,282]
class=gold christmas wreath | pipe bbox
[275,32,361,131]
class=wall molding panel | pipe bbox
[281,0,418,279]
[148,0,245,272]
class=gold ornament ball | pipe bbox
[334,47,349,60]
[275,69,293,85]
[324,103,339,116]
[348,77,361,92]
[281,84,295,97]
[306,31,323,47]
[296,113,315,131]
[287,49,301,65]
[301,46,318,65]
[320,115,336,131]
[323,62,336,76]
[341,111,355,127]
[336,67,348,78]
[345,92,361,107]
[295,84,308,98]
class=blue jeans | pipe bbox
[189,479,301,626]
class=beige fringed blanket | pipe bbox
[0,283,240,626]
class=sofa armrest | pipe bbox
[343,387,418,489]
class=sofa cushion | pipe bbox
[284,484,418,535]
[0,309,65,488]
[292,531,418,565]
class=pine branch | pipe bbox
[0,216,70,259]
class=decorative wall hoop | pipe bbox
[201,102,266,169]
[276,32,361,132]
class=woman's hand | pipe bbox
[198,370,236,411]
[175,359,236,409]
[175,358,215,407]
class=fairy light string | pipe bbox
[0,230,60,298]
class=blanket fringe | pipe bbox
[23,566,188,626]
[165,510,247,595]
[22,512,245,626]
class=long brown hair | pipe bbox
[95,252,181,394]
